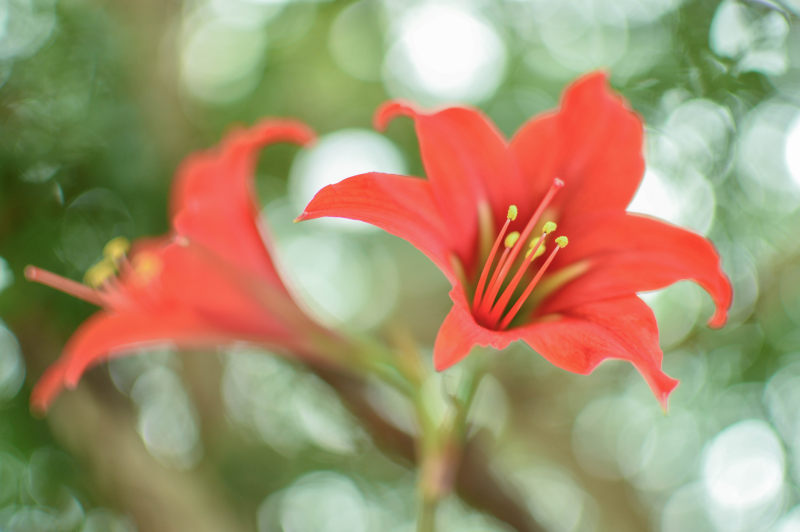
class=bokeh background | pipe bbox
[1,0,800,530]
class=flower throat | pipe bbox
[471,178,568,330]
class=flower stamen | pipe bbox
[472,205,517,312]
[103,237,130,264]
[471,178,564,326]
[505,178,563,271]
[84,259,117,289]
[499,236,568,330]
[25,236,134,307]
[25,266,104,306]
[487,221,557,323]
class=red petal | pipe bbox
[131,241,304,342]
[31,309,231,411]
[30,361,68,414]
[544,212,732,327]
[433,287,517,370]
[519,297,678,409]
[511,71,644,219]
[297,172,456,280]
[376,101,524,271]
[171,119,314,283]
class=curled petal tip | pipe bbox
[252,119,316,147]
[658,388,675,413]
[707,275,732,329]
[707,310,728,329]
[29,396,50,417]
[373,100,420,132]
[30,364,68,414]
[654,374,679,412]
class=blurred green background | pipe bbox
[1,0,800,530]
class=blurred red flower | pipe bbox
[298,72,732,408]
[27,120,339,411]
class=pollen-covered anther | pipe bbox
[103,237,130,263]
[131,252,162,283]
[507,205,518,221]
[504,231,520,248]
[84,259,117,289]
[473,180,565,319]
[498,233,569,330]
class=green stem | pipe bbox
[417,483,438,532]
[413,359,487,532]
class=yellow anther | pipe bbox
[84,259,116,288]
[526,243,546,260]
[507,205,518,221]
[504,231,520,248]
[555,236,569,248]
[132,252,161,282]
[542,221,557,234]
[103,237,130,263]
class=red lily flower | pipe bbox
[297,72,732,407]
[27,120,339,412]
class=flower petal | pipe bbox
[376,101,524,270]
[31,309,230,411]
[171,119,314,283]
[543,212,732,327]
[433,287,516,370]
[511,71,644,219]
[519,296,678,409]
[130,241,305,342]
[297,172,455,279]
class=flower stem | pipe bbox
[413,358,487,532]
[416,484,438,532]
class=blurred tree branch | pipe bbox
[47,388,250,532]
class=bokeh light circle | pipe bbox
[383,4,506,105]
[702,419,784,510]
[279,472,368,532]
[180,13,268,104]
[0,320,25,402]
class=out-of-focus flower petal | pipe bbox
[171,119,314,283]
[32,309,225,412]
[30,119,327,411]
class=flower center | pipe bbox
[25,237,157,307]
[471,178,569,330]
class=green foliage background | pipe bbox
[1,0,799,531]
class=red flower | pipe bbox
[27,120,339,411]
[297,72,732,407]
